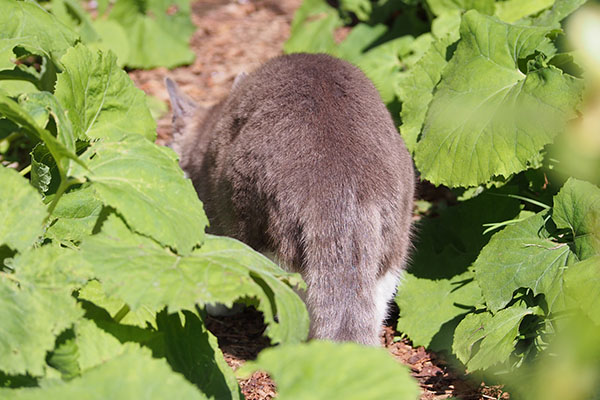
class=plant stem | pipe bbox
[113,304,131,323]
[19,165,31,176]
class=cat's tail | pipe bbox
[301,206,400,346]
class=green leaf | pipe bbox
[74,318,127,372]
[474,213,576,312]
[284,0,342,54]
[88,19,130,67]
[47,332,80,380]
[78,280,156,328]
[0,92,84,174]
[0,0,78,70]
[334,23,389,62]
[564,256,600,325]
[0,283,79,376]
[415,11,583,187]
[431,10,462,38]
[106,0,196,69]
[0,166,46,252]
[356,36,418,104]
[453,305,533,371]
[339,0,372,21]
[47,0,101,44]
[531,0,587,27]
[552,178,600,259]
[157,311,243,400]
[30,143,54,195]
[0,246,87,376]
[18,91,76,152]
[4,345,207,400]
[494,0,555,23]
[11,244,92,288]
[80,215,309,344]
[409,187,521,279]
[45,186,103,244]
[71,135,207,254]
[55,44,156,141]
[238,341,420,400]
[426,0,495,16]
[396,271,482,350]
[398,33,458,152]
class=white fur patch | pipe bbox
[374,270,401,325]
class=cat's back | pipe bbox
[217,53,412,201]
[231,53,398,147]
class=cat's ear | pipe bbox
[231,72,247,91]
[165,78,198,122]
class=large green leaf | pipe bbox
[106,0,195,69]
[78,280,156,328]
[157,311,243,400]
[11,244,91,288]
[396,271,482,350]
[3,345,207,400]
[564,256,600,325]
[0,246,87,376]
[395,187,519,350]
[45,186,103,244]
[453,305,534,371]
[80,215,309,344]
[398,32,459,153]
[71,135,207,254]
[0,0,78,70]
[74,318,128,372]
[55,44,156,141]
[552,178,600,259]
[239,341,420,400]
[0,166,46,252]
[89,19,130,67]
[408,187,521,279]
[415,11,582,187]
[474,213,577,312]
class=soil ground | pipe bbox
[128,1,510,398]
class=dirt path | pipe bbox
[128,1,508,399]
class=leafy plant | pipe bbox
[287,0,599,396]
[0,0,304,395]
[42,0,196,69]
[238,341,420,400]
[0,1,423,398]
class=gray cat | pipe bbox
[166,53,414,345]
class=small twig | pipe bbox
[19,165,31,176]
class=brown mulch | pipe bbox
[205,307,508,400]
[129,0,301,145]
[128,1,510,399]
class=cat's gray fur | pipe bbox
[167,53,414,345]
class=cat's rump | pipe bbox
[168,53,415,345]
